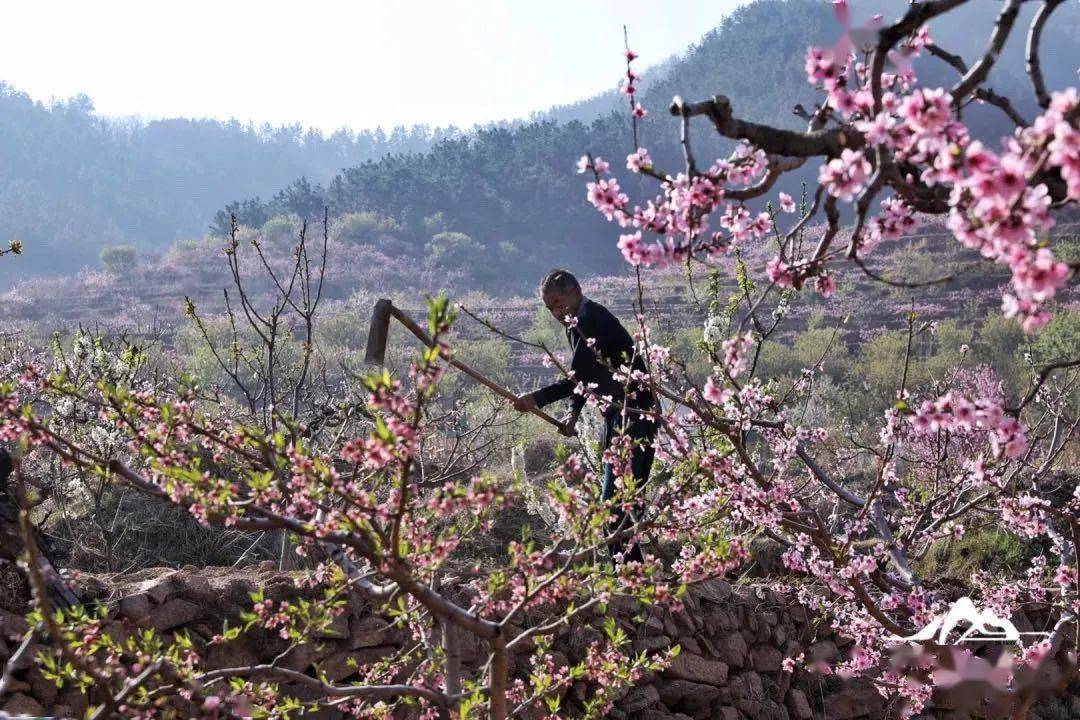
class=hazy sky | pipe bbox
[0,0,748,131]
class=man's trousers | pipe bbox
[600,413,657,564]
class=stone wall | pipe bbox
[1,564,1077,719]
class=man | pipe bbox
[513,269,657,563]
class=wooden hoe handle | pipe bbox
[387,305,567,432]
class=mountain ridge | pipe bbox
[2,0,1078,289]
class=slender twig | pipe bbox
[1008,358,1080,416]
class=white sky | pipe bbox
[0,0,748,131]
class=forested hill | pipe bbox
[215,0,1080,292]
[4,0,1078,291]
[0,90,457,284]
[213,0,839,286]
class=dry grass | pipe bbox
[45,490,277,573]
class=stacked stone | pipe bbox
[2,565,1078,719]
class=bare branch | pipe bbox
[1008,358,1080,416]
[198,664,449,705]
[950,0,1023,105]
[797,445,865,507]
[809,194,840,265]
[671,97,699,175]
[926,45,1028,126]
[846,166,887,259]
[872,0,972,113]
[1026,0,1066,109]
[670,95,863,158]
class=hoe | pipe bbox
[364,298,566,432]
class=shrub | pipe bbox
[258,214,301,245]
[426,231,484,268]
[99,244,137,275]
[333,211,402,246]
[916,528,1032,582]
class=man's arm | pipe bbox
[530,378,576,409]
[513,324,588,429]
[513,379,580,437]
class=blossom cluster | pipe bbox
[910,392,1027,460]
[801,7,1075,329]
[596,151,773,268]
[589,0,1076,332]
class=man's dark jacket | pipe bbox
[530,298,655,419]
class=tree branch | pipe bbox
[926,45,1028,126]
[198,664,449,705]
[670,95,862,158]
[1025,0,1066,110]
[872,0,972,113]
[949,0,1023,105]
[1008,358,1080,416]
[727,155,806,201]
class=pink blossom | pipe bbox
[865,196,919,251]
[626,148,653,173]
[819,149,872,201]
[702,376,730,405]
[778,192,796,213]
[1046,90,1080,200]
[912,392,1028,460]
[814,275,836,298]
[1010,248,1070,303]
[854,112,896,147]
[1019,639,1052,668]
[617,231,667,267]
[766,256,794,288]
[586,178,628,221]
[721,333,753,377]
[805,46,845,90]
[899,88,952,134]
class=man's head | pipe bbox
[540,269,582,324]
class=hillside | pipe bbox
[0,88,454,284]
[4,212,1077,396]
[2,0,1078,293]
[212,0,1080,291]
[211,0,836,288]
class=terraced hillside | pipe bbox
[4,219,1078,386]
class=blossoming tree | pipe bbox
[1,271,744,717]
[576,0,1078,714]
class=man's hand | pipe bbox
[558,411,579,437]
[513,393,537,413]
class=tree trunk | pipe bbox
[489,635,508,720]
[443,620,462,705]
[278,532,298,570]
